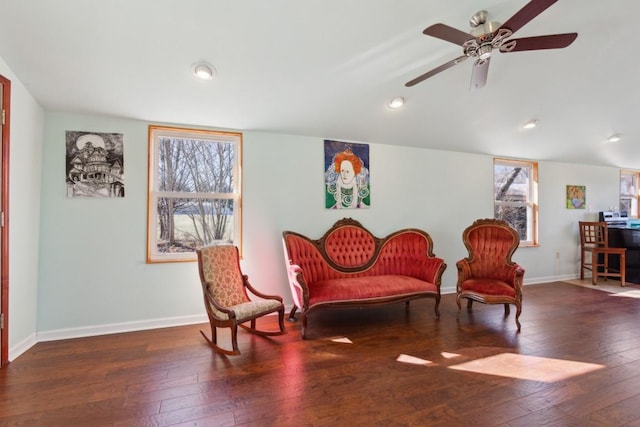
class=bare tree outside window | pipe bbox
[494,159,538,246]
[148,126,242,263]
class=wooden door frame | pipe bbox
[0,74,10,367]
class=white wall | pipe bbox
[0,58,44,360]
[38,115,204,339]
[34,113,625,351]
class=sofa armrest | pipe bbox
[419,257,446,286]
[285,263,309,309]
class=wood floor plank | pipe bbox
[3,281,640,426]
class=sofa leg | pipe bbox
[288,306,298,322]
[301,314,308,339]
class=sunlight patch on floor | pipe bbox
[329,337,353,344]
[448,353,604,382]
[441,351,461,359]
[563,279,640,298]
[396,354,432,365]
[610,290,640,298]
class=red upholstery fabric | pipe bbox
[459,279,516,297]
[455,218,525,331]
[284,230,441,285]
[309,275,437,306]
[283,218,446,337]
[283,234,345,284]
[324,226,376,267]
[463,225,519,286]
[370,231,442,282]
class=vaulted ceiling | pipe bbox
[0,0,638,168]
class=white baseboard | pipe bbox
[525,274,578,284]
[36,314,208,343]
[9,333,37,362]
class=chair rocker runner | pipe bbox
[197,245,286,355]
[456,218,525,331]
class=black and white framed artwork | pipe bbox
[65,130,124,198]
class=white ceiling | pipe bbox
[0,0,638,168]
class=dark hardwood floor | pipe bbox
[2,281,640,426]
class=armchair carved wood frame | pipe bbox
[456,218,525,331]
[197,245,286,356]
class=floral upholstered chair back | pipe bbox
[198,245,248,313]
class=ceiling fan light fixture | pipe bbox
[192,62,216,80]
[523,120,539,129]
[605,133,622,143]
[387,97,405,109]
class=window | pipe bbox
[147,126,242,263]
[493,158,538,246]
[620,170,639,218]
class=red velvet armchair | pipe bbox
[456,218,525,331]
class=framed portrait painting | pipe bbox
[324,140,370,209]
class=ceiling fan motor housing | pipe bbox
[469,10,501,40]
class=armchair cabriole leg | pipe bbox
[515,304,522,332]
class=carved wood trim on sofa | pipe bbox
[282,218,447,338]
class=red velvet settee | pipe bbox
[282,218,447,338]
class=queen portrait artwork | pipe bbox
[324,141,370,209]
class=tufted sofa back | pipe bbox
[283,218,443,287]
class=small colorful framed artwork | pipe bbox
[566,185,585,209]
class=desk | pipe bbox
[607,227,640,284]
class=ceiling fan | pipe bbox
[405,0,578,90]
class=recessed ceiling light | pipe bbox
[605,133,622,143]
[522,119,538,129]
[192,62,216,80]
[387,97,405,109]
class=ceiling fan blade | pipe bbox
[405,55,468,87]
[470,58,490,90]
[498,0,558,35]
[423,23,474,46]
[501,33,578,52]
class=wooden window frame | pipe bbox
[493,158,539,247]
[147,125,242,263]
